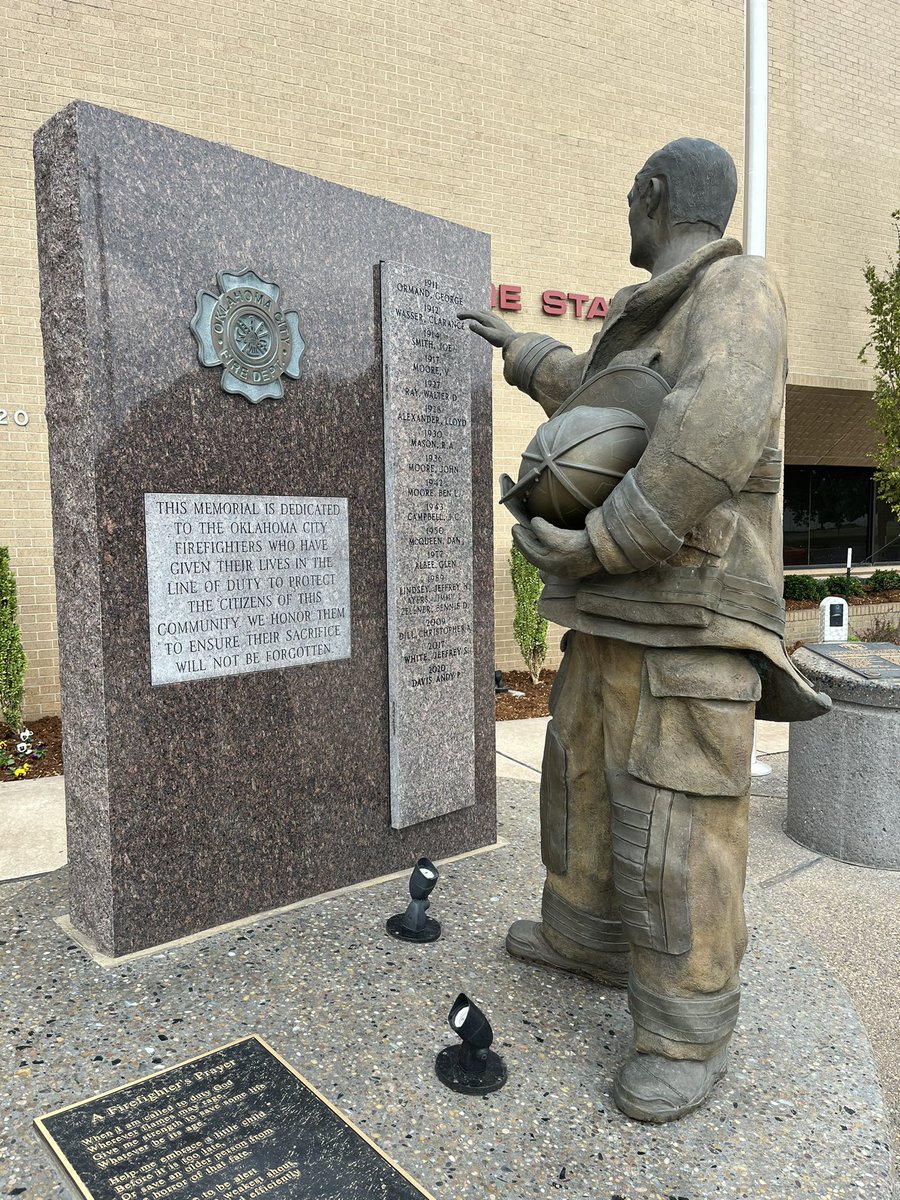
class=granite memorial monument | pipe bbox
[34,102,494,958]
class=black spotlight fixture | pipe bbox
[386,857,441,943]
[435,992,507,1095]
[494,669,508,694]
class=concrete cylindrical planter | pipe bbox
[787,646,900,869]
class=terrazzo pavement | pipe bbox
[1,736,896,1200]
[747,757,900,1162]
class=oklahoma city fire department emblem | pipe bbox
[190,269,305,404]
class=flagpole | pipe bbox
[744,0,769,257]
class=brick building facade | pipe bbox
[1,0,899,716]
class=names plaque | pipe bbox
[145,493,351,685]
[381,262,476,829]
[805,641,900,679]
[35,1036,433,1199]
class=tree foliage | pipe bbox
[860,210,900,521]
[509,543,547,684]
[0,547,27,734]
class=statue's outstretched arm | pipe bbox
[459,309,589,417]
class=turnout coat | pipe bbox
[502,237,829,723]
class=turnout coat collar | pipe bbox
[584,237,743,379]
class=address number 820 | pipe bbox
[0,410,29,427]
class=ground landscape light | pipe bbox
[435,992,508,1095]
[386,856,441,942]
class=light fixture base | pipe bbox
[386,914,441,943]
[435,1045,507,1094]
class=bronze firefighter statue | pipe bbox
[460,137,830,1123]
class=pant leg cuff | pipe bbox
[629,971,741,1046]
[542,883,631,954]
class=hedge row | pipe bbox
[783,568,900,601]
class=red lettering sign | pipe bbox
[493,285,608,318]
[541,289,568,316]
[566,292,589,318]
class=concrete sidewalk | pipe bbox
[0,774,66,880]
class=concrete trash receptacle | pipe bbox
[787,644,900,870]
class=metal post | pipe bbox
[743,0,769,256]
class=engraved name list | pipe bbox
[381,261,476,829]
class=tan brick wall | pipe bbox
[784,384,876,466]
[1,0,897,706]
[768,0,900,389]
[786,601,900,645]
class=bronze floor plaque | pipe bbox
[804,642,900,680]
[35,1036,434,1199]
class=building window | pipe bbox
[872,492,900,564]
[782,465,899,568]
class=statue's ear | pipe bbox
[646,176,665,219]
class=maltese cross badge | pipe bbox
[190,269,305,404]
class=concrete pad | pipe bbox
[747,791,818,887]
[756,719,790,755]
[748,811,900,1157]
[0,774,66,880]
[495,715,548,779]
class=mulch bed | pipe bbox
[785,588,900,610]
[496,669,556,720]
[0,716,63,783]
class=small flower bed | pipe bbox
[0,717,62,782]
[0,727,46,779]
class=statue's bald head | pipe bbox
[637,138,737,235]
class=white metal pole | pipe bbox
[744,0,769,256]
[746,0,773,776]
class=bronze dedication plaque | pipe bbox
[35,1036,433,1199]
[805,641,900,680]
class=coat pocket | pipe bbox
[682,504,738,558]
[627,648,761,797]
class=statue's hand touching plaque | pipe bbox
[457,310,516,349]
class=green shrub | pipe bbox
[783,574,827,601]
[509,543,547,684]
[823,574,865,598]
[864,568,900,593]
[0,548,27,734]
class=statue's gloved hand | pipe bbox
[457,309,516,348]
[512,518,601,579]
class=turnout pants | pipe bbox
[539,632,760,1061]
